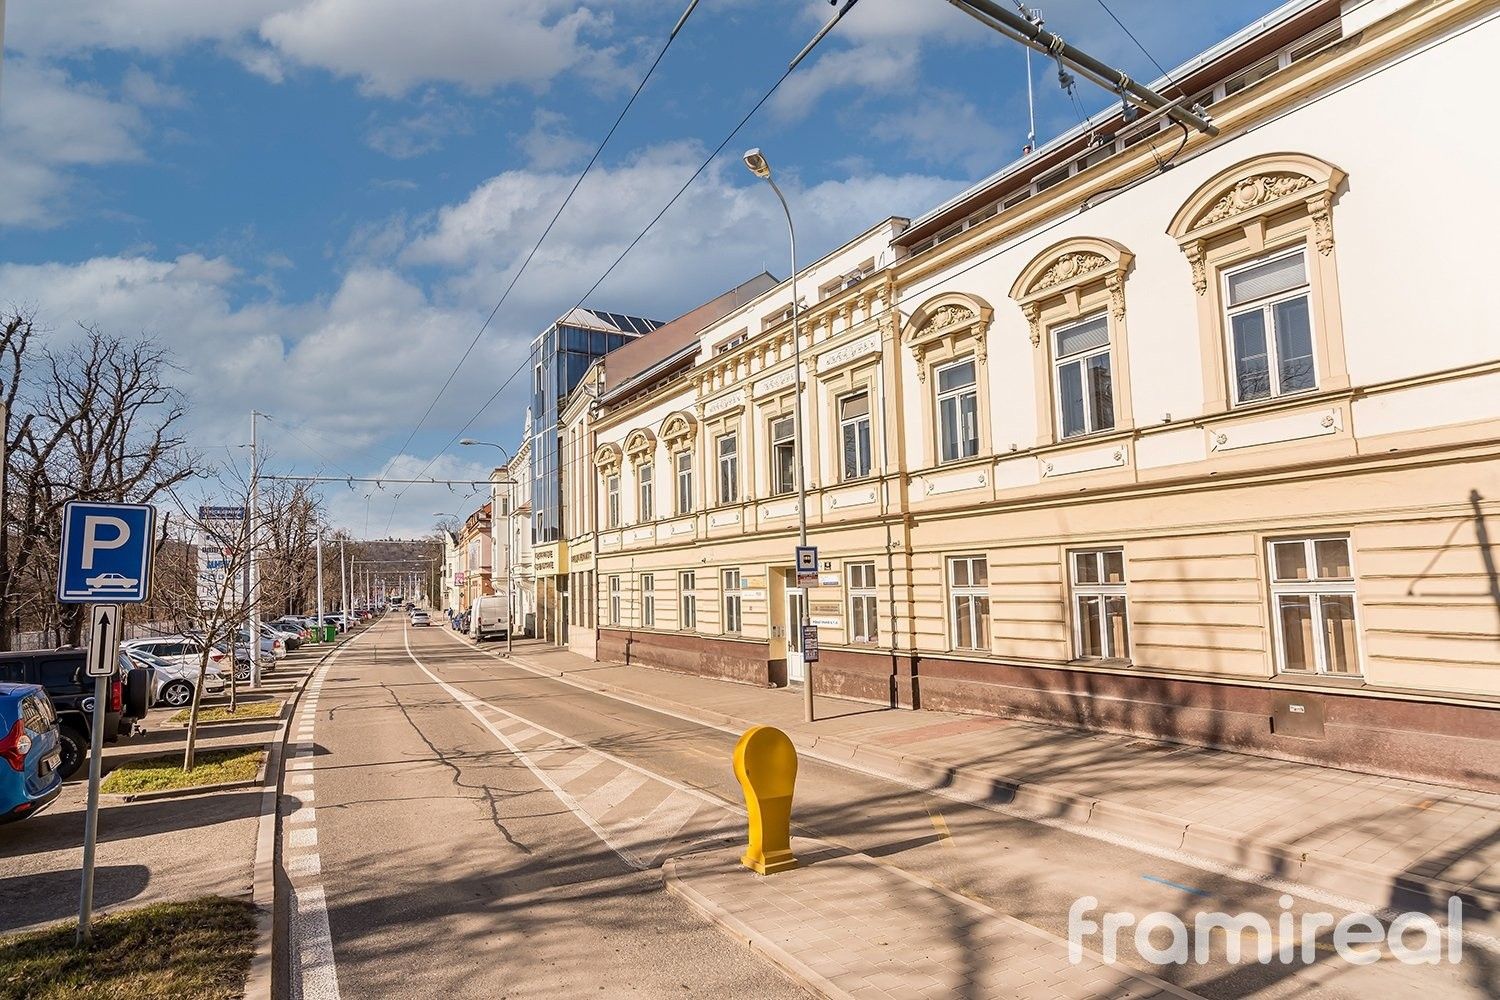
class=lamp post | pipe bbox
[459,438,519,656]
[743,148,814,724]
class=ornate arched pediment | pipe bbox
[658,410,697,448]
[901,293,993,379]
[594,442,623,474]
[623,428,656,463]
[1168,152,1346,292]
[1009,237,1133,347]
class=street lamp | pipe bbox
[743,147,815,724]
[459,439,518,656]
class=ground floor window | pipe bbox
[641,573,655,627]
[722,568,742,634]
[947,555,989,650]
[1070,547,1129,660]
[1268,534,1360,675]
[679,570,696,630]
[608,575,621,626]
[847,561,877,643]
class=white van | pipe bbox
[469,596,510,642]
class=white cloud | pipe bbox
[518,110,592,170]
[121,66,191,109]
[365,95,472,159]
[6,1,294,57]
[870,89,1015,175]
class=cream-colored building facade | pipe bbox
[565,0,1500,787]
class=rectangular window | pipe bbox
[1268,535,1360,675]
[1071,548,1129,660]
[675,451,693,515]
[1222,55,1278,96]
[638,463,654,521]
[1053,313,1114,439]
[847,561,878,644]
[641,573,655,627]
[608,575,621,626]
[679,571,697,630]
[770,415,797,496]
[936,358,979,463]
[1224,249,1316,405]
[717,432,739,504]
[840,393,872,480]
[605,474,620,529]
[947,555,990,650]
[722,569,742,634]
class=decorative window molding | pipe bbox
[1167,152,1350,413]
[1009,238,1136,445]
[594,442,623,476]
[902,293,994,469]
[658,410,698,449]
[623,427,656,465]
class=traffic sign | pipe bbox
[795,545,819,587]
[56,501,156,604]
[86,605,121,677]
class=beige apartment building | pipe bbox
[561,0,1500,787]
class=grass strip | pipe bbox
[100,748,264,795]
[0,896,255,1000]
[167,700,283,725]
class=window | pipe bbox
[1071,548,1129,660]
[947,556,990,651]
[840,393,872,480]
[1268,535,1360,676]
[716,332,747,355]
[847,562,877,644]
[722,569,742,633]
[641,573,655,627]
[717,432,739,504]
[679,571,697,630]
[770,415,797,495]
[936,358,979,462]
[675,452,693,515]
[1224,249,1316,405]
[608,575,621,626]
[605,474,620,529]
[638,463,654,521]
[1053,313,1115,438]
[1222,56,1278,96]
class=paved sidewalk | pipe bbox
[667,839,1196,1000]
[487,638,1499,915]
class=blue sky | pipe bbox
[0,0,1285,536]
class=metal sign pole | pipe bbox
[77,602,119,945]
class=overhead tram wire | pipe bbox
[381,2,868,534]
[385,0,707,474]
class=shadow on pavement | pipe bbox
[0,864,151,932]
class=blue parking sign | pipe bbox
[57,501,157,603]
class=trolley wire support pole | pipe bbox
[249,410,262,688]
[945,0,1218,136]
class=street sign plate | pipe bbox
[802,625,820,662]
[57,502,156,604]
[198,505,246,520]
[795,545,819,587]
[86,605,121,677]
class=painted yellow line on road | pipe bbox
[928,807,955,847]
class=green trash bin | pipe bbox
[322,625,337,643]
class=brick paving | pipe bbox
[494,638,1500,910]
[667,840,1193,1000]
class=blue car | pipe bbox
[0,683,64,823]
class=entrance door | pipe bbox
[785,582,806,683]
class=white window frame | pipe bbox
[638,462,654,522]
[1222,247,1318,406]
[608,575,621,626]
[847,561,877,644]
[839,392,873,481]
[935,357,979,464]
[679,570,697,630]
[717,432,739,505]
[1267,534,1362,676]
[770,415,796,496]
[640,573,655,627]
[947,555,990,651]
[605,474,620,529]
[674,451,693,515]
[1051,312,1114,439]
[1070,547,1130,661]
[722,568,742,634]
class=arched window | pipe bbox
[901,293,994,466]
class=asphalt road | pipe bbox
[283,616,1497,1000]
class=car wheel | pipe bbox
[234,662,251,682]
[57,726,87,780]
[161,680,193,708]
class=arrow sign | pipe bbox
[86,605,121,677]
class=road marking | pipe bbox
[927,807,955,847]
[1141,873,1212,897]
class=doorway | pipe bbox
[785,576,806,684]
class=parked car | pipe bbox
[0,649,149,779]
[0,683,63,822]
[261,622,301,651]
[234,628,284,661]
[123,647,225,709]
[409,610,431,627]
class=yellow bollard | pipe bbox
[733,725,799,875]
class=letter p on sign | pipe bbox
[81,516,130,569]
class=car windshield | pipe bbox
[128,649,173,669]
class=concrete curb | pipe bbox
[246,636,355,1000]
[475,639,1497,915]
